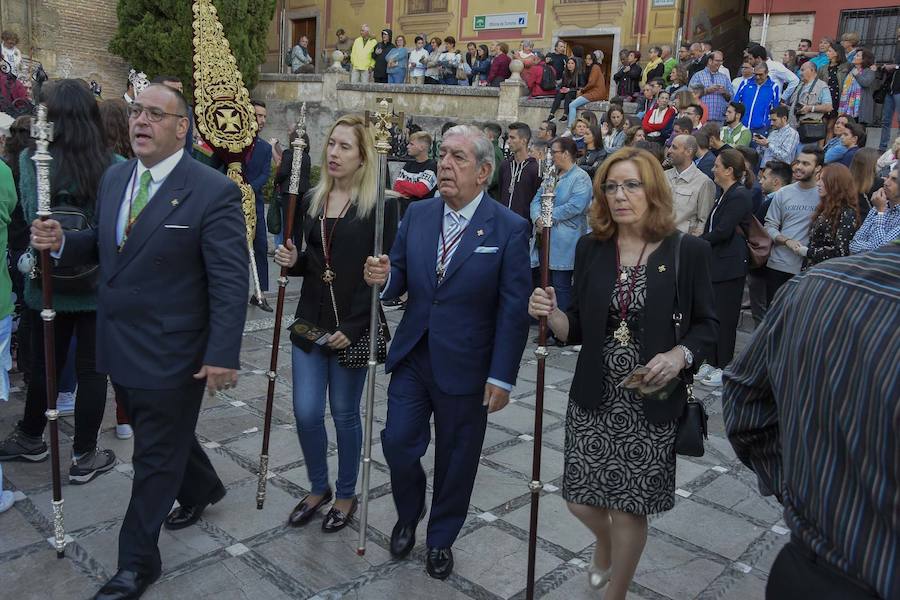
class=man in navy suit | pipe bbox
[245,99,274,312]
[31,83,249,600]
[364,125,531,579]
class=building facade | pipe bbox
[265,0,750,79]
[1,0,128,96]
[748,0,900,63]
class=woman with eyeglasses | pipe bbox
[528,147,717,599]
[0,79,122,480]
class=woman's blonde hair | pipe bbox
[308,114,378,219]
[589,147,675,242]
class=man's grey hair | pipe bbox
[675,134,698,156]
[443,125,495,186]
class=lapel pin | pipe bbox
[658,265,667,272]
[171,199,179,207]
[477,229,484,237]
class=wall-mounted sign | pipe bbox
[473,13,528,31]
[653,0,676,6]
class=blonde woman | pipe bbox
[274,114,398,532]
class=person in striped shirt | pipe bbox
[722,240,900,600]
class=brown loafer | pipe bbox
[321,496,358,533]
[287,489,333,527]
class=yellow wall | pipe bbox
[265,0,747,71]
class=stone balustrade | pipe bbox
[253,72,639,161]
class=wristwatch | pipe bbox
[677,344,694,368]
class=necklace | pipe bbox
[319,193,353,283]
[613,239,648,347]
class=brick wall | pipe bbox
[1,0,128,98]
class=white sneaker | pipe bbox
[695,363,713,380]
[0,490,15,513]
[115,424,133,440]
[56,392,76,416]
[702,368,723,387]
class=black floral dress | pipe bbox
[562,265,678,515]
[804,206,860,268]
[825,65,841,120]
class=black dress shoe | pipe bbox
[287,488,333,527]
[92,569,160,600]
[322,496,358,533]
[425,547,454,580]
[389,503,427,559]
[250,296,274,312]
[164,484,226,531]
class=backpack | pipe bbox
[32,192,99,294]
[540,63,555,91]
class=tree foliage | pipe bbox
[109,0,276,101]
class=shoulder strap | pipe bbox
[673,232,684,340]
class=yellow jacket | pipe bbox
[350,36,378,70]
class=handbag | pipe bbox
[671,232,709,457]
[737,215,773,269]
[32,193,99,294]
[323,246,387,369]
[266,189,282,235]
[797,120,827,143]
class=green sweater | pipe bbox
[0,160,15,320]
[18,151,124,313]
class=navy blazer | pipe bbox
[701,183,753,282]
[383,194,532,396]
[60,153,249,389]
[244,137,273,200]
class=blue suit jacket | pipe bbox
[244,137,273,202]
[383,194,531,396]
[60,153,249,389]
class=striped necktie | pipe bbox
[436,211,466,282]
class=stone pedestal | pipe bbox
[322,68,349,106]
[498,80,527,122]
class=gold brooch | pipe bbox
[658,265,666,272]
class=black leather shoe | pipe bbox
[92,569,160,600]
[322,496,358,533]
[287,488,333,527]
[250,296,274,312]
[163,484,226,531]
[389,503,427,559]
[426,547,454,580]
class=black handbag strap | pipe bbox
[672,232,696,401]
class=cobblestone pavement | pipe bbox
[0,276,785,599]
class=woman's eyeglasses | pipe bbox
[601,180,644,196]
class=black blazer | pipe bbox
[61,153,249,388]
[564,232,718,423]
[701,183,753,282]
[288,194,399,351]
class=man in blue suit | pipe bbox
[31,83,249,600]
[245,100,274,312]
[364,125,531,580]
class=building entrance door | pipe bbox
[557,34,615,91]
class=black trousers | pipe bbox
[711,276,746,368]
[549,90,576,116]
[764,267,794,307]
[19,309,107,455]
[766,540,880,599]
[114,381,222,576]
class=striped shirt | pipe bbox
[722,242,900,599]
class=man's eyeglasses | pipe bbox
[127,104,187,123]
[601,180,644,196]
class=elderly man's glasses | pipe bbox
[127,104,187,122]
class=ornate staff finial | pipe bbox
[31,105,55,217]
[288,103,308,196]
[367,97,403,157]
[128,69,150,95]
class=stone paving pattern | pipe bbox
[0,275,785,599]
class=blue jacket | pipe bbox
[734,77,781,130]
[244,137,273,202]
[382,194,531,395]
[60,153,249,389]
[529,165,593,270]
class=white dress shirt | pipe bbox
[116,149,184,245]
